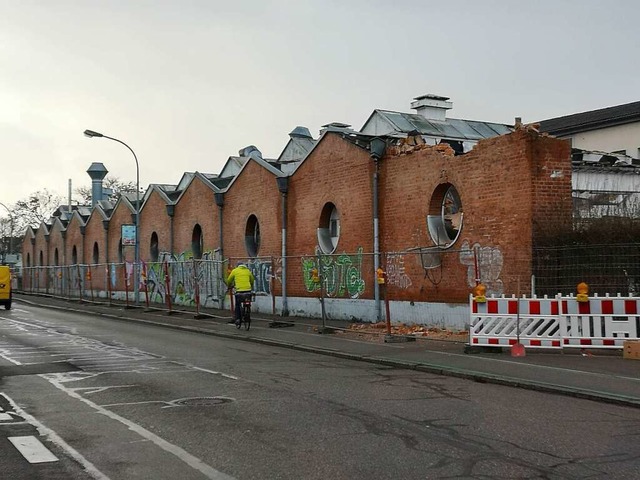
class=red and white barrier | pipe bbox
[470,296,562,350]
[469,294,639,350]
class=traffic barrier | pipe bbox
[560,294,639,349]
[470,295,562,349]
[470,294,640,350]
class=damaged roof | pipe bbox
[363,109,512,141]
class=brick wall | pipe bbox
[172,175,219,258]
[287,133,375,298]
[379,129,571,302]
[65,215,85,265]
[222,160,282,260]
[20,128,572,309]
[139,189,172,258]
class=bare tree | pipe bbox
[75,175,140,204]
[13,189,63,231]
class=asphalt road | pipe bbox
[1,303,639,479]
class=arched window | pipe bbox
[427,183,463,247]
[39,251,43,266]
[72,245,78,264]
[26,253,31,267]
[318,202,340,254]
[54,248,59,265]
[150,232,159,262]
[118,237,124,263]
[192,224,203,259]
[92,242,99,264]
[245,215,260,257]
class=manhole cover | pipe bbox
[172,397,233,407]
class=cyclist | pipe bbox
[226,262,255,325]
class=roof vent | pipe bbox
[86,162,108,208]
[320,122,352,134]
[239,145,263,160]
[410,94,452,121]
[289,126,313,139]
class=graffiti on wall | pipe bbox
[246,257,275,295]
[144,250,224,307]
[459,240,504,295]
[385,252,412,289]
[302,246,366,298]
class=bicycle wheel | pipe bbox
[244,308,251,331]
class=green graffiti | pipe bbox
[301,247,365,299]
[302,257,319,291]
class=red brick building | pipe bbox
[20,125,571,328]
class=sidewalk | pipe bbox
[13,293,640,408]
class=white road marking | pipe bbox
[8,435,59,463]
[43,374,236,480]
[0,352,22,365]
[0,412,13,421]
[3,394,110,479]
[191,366,239,380]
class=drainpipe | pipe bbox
[30,237,35,292]
[215,193,224,260]
[44,233,50,293]
[165,204,175,255]
[61,230,67,296]
[80,224,86,297]
[276,176,289,316]
[369,138,386,322]
[215,193,225,309]
[102,219,109,298]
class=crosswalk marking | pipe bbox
[8,436,59,463]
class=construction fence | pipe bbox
[17,244,640,326]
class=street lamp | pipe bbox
[0,202,14,265]
[84,129,140,306]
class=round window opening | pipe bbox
[245,214,261,257]
[427,184,463,247]
[318,202,340,254]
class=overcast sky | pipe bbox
[1,0,638,208]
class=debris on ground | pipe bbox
[343,322,468,341]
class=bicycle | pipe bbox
[235,292,253,331]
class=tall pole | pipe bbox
[84,130,140,305]
[0,202,14,265]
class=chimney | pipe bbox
[410,94,452,121]
[86,162,108,208]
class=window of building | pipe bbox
[245,215,260,257]
[318,202,340,254]
[427,183,463,247]
[54,248,59,266]
[118,238,124,263]
[150,232,159,262]
[192,224,203,259]
[72,246,78,264]
[92,242,99,264]
[26,253,31,267]
[39,251,43,266]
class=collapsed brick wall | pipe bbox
[379,129,572,302]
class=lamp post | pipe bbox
[84,129,140,305]
[0,202,14,265]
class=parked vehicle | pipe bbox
[0,265,12,310]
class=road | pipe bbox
[0,303,639,479]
